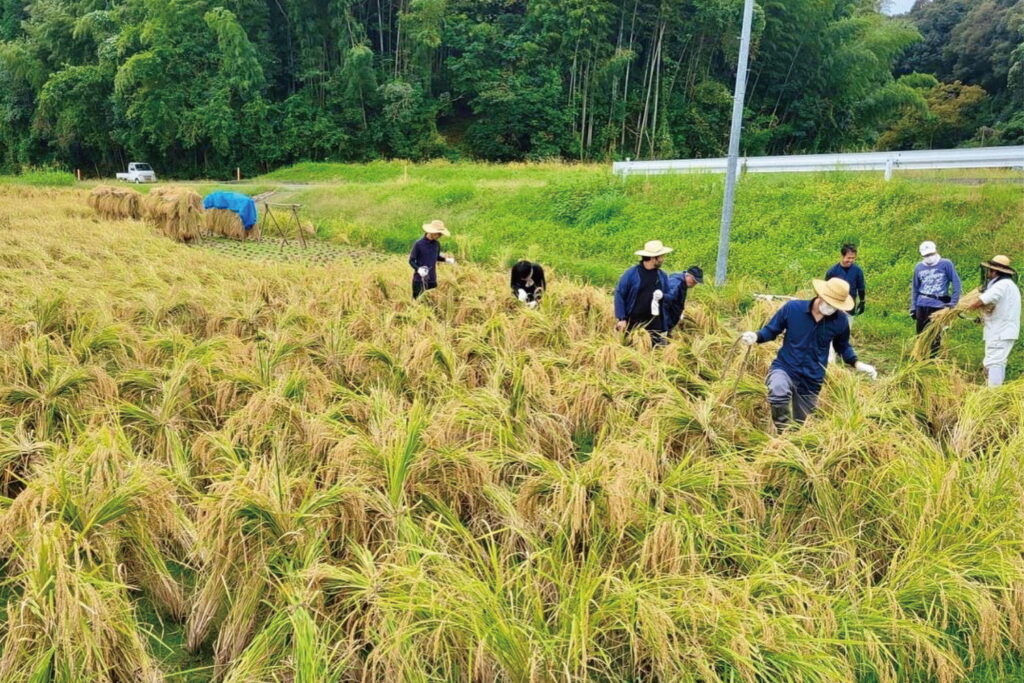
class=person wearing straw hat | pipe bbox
[409,219,456,299]
[967,255,1020,387]
[911,240,962,357]
[614,240,673,347]
[664,265,704,336]
[740,278,878,431]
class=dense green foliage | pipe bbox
[0,0,935,177]
[895,0,1024,145]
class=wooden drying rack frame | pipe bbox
[256,202,308,248]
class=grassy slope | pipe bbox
[262,161,1024,374]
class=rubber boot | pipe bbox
[771,403,790,433]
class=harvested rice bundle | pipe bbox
[149,190,204,242]
[87,186,142,220]
[912,288,984,359]
[205,209,249,240]
[143,186,186,221]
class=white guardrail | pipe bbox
[612,146,1024,180]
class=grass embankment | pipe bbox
[267,161,1023,374]
[1,186,1024,681]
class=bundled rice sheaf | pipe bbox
[87,186,142,221]
[912,288,985,359]
[205,209,258,240]
[147,189,204,242]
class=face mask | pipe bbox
[818,301,837,316]
[924,254,940,267]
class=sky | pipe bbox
[883,0,916,15]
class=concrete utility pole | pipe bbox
[715,0,755,286]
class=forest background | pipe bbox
[0,0,1021,178]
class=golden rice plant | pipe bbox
[1,185,1024,682]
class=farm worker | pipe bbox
[911,240,962,358]
[409,220,456,299]
[510,261,546,309]
[967,255,1020,387]
[664,265,704,335]
[825,243,866,363]
[614,240,673,347]
[740,278,878,431]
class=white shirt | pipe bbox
[979,278,1021,342]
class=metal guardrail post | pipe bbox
[884,159,894,181]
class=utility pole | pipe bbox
[714,0,755,286]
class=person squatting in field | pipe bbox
[409,220,456,299]
[825,244,866,363]
[510,261,546,308]
[741,278,878,431]
[614,240,673,347]
[911,240,962,358]
[663,266,704,336]
[968,255,1020,388]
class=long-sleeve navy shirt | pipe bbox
[756,300,858,394]
[409,237,443,284]
[824,263,866,301]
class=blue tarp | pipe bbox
[203,191,258,229]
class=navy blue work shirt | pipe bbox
[824,263,866,301]
[756,299,858,394]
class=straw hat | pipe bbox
[811,278,856,312]
[634,240,673,257]
[422,220,450,236]
[981,254,1016,276]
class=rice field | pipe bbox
[1,185,1024,682]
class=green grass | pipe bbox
[255,162,1024,376]
[0,168,76,186]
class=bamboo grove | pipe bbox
[2,185,1024,681]
[0,0,1020,177]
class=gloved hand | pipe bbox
[909,310,916,320]
[615,320,628,333]
[855,361,878,381]
[517,288,529,303]
[444,256,456,265]
[417,266,429,278]
[854,300,865,316]
[651,289,663,317]
[740,331,758,346]
[526,300,538,310]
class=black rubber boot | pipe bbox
[771,404,790,432]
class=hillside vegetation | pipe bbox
[1,185,1024,681]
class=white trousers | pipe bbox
[984,339,1015,387]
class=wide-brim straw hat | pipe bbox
[422,220,450,236]
[812,278,856,312]
[981,254,1016,276]
[635,240,673,257]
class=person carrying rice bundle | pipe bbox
[967,255,1020,387]
[911,240,962,358]
[409,220,456,299]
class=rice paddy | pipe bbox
[1,184,1024,682]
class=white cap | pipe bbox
[919,240,937,257]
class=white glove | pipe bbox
[517,288,529,303]
[740,331,758,346]
[445,257,456,265]
[855,362,878,381]
[417,266,429,278]
[526,300,538,310]
[651,289,663,316]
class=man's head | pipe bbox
[981,255,1016,281]
[512,260,534,282]
[811,278,856,316]
[634,240,673,269]
[684,265,704,288]
[840,244,858,267]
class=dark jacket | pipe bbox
[614,265,670,331]
[756,300,858,394]
[664,272,691,332]
[409,237,443,284]
[510,263,546,302]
